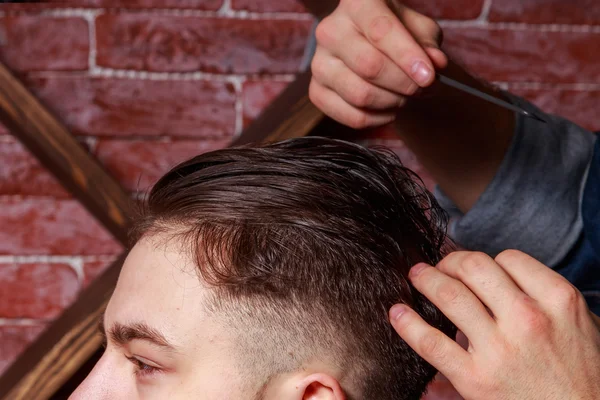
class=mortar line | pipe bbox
[0,318,51,326]
[83,9,101,74]
[217,0,232,15]
[498,82,600,91]
[477,0,493,23]
[230,76,246,138]
[439,20,600,33]
[10,7,313,21]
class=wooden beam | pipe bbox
[0,60,133,399]
[0,255,124,400]
[0,62,132,244]
[232,70,325,146]
[0,2,342,396]
[0,69,337,398]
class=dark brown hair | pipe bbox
[133,137,456,399]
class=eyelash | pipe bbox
[125,356,161,378]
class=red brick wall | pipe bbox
[0,0,598,378]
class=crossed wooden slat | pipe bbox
[0,1,342,398]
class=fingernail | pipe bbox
[411,61,433,86]
[390,304,408,321]
[410,263,428,277]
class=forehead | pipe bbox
[106,235,217,345]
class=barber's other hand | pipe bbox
[390,250,600,400]
[309,0,447,129]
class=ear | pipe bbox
[297,373,345,400]
[264,371,346,400]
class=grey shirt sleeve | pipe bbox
[434,93,597,267]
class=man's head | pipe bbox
[72,137,455,400]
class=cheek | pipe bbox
[70,351,137,400]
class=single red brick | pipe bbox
[0,198,123,255]
[242,80,289,127]
[0,16,89,72]
[95,15,312,74]
[231,0,307,13]
[0,324,48,376]
[403,0,484,20]
[95,138,230,192]
[0,141,70,197]
[83,258,117,288]
[38,0,223,9]
[443,28,600,84]
[489,0,600,24]
[23,76,236,138]
[0,263,80,319]
[510,87,600,132]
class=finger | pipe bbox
[308,80,397,129]
[315,17,420,95]
[311,48,405,110]
[493,250,582,310]
[409,262,497,350]
[395,3,445,50]
[344,0,435,87]
[390,304,471,383]
[396,3,449,69]
[424,47,448,70]
[437,251,526,321]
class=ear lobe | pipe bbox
[300,373,345,400]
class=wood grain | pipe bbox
[0,70,329,399]
[0,61,131,399]
[0,255,124,400]
[0,1,343,394]
[232,70,325,146]
[0,62,132,243]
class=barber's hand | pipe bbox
[389,250,600,400]
[309,0,447,129]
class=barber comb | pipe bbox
[437,74,547,123]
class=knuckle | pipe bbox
[553,283,583,310]
[349,83,375,107]
[310,55,328,81]
[354,50,385,80]
[436,281,462,305]
[315,17,336,46]
[494,249,525,266]
[518,300,551,335]
[419,330,444,357]
[367,15,394,44]
[400,79,419,96]
[458,252,489,277]
[348,112,369,129]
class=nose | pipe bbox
[69,351,133,399]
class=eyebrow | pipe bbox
[98,316,177,352]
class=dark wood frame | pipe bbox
[0,1,343,398]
